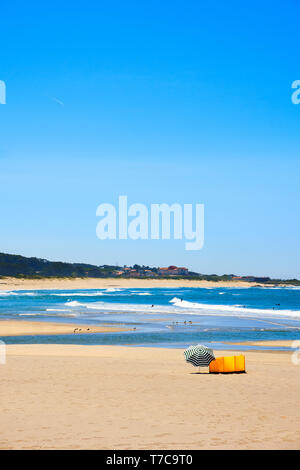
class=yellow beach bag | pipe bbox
[209,355,246,373]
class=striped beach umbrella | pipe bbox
[184,344,215,368]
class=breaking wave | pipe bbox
[169,297,300,318]
[0,291,37,296]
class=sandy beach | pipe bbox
[1,280,299,450]
[0,343,299,450]
[0,320,131,336]
[0,276,281,291]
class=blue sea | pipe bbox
[1,286,300,350]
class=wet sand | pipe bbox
[0,320,131,336]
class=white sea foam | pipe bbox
[104,288,123,292]
[51,292,104,297]
[169,297,300,318]
[65,301,82,307]
[46,308,70,312]
[0,291,36,296]
[61,297,300,320]
[64,300,176,314]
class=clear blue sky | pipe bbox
[0,0,300,278]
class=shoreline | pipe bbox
[0,276,290,291]
[0,320,298,352]
[1,344,299,449]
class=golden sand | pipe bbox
[0,344,299,449]
[0,320,131,336]
[0,276,277,290]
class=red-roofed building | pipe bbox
[158,266,189,276]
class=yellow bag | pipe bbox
[223,355,235,372]
[209,355,246,373]
[209,356,224,373]
[234,354,245,372]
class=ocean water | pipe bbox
[1,286,300,350]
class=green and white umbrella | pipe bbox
[184,344,215,368]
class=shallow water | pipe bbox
[1,286,300,350]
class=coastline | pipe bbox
[0,276,286,291]
[1,344,299,449]
[0,320,298,351]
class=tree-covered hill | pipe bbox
[0,252,299,284]
[0,252,117,278]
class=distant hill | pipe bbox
[0,252,299,285]
[0,252,117,278]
